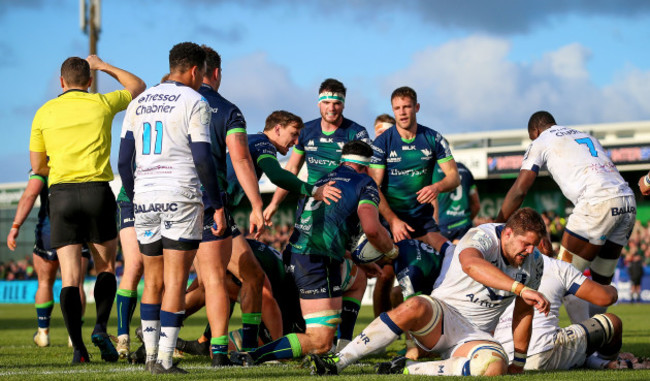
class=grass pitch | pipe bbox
[1,302,650,380]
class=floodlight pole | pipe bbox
[81,0,101,93]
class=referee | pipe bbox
[29,55,145,364]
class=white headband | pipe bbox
[340,154,370,166]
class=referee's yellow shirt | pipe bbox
[30,89,132,185]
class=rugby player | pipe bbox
[263,78,370,221]
[308,208,549,377]
[118,42,225,374]
[493,251,649,370]
[230,140,397,366]
[497,111,636,319]
[191,45,266,367]
[369,86,459,248]
[113,186,144,358]
[7,172,90,348]
[30,54,145,364]
[433,162,480,243]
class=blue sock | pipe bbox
[338,297,361,341]
[250,333,302,364]
[241,312,262,351]
[36,300,54,329]
[116,289,138,336]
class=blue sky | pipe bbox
[1,0,650,183]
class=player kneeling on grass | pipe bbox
[229,140,397,366]
[307,208,550,377]
[493,248,650,370]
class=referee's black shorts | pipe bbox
[49,182,118,249]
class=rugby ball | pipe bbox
[352,234,384,264]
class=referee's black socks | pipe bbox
[93,272,117,334]
[61,286,86,351]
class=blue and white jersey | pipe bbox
[493,255,587,357]
[432,223,544,333]
[370,124,453,218]
[521,126,633,205]
[121,81,211,197]
[294,117,370,184]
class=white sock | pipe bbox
[562,294,589,324]
[337,315,401,370]
[141,320,160,363]
[405,357,466,376]
[158,325,181,369]
[585,353,610,369]
[335,338,351,353]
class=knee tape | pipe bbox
[460,343,508,376]
[409,295,443,337]
[581,314,615,354]
[590,257,618,278]
[304,310,342,328]
[558,245,591,272]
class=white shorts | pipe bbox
[412,297,495,359]
[525,323,587,370]
[566,195,635,246]
[133,191,204,246]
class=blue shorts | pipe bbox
[34,222,91,261]
[440,220,472,242]
[117,200,135,229]
[288,251,342,300]
[395,208,439,239]
[201,206,240,242]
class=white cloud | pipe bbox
[383,35,650,133]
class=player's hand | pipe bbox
[249,207,266,240]
[210,207,227,237]
[507,364,524,374]
[358,262,382,278]
[390,218,415,242]
[520,288,550,316]
[6,228,19,251]
[638,175,650,196]
[85,55,105,71]
[263,203,278,226]
[416,184,441,204]
[312,181,341,205]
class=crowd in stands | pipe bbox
[4,216,650,281]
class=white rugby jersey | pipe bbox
[432,223,544,333]
[493,255,587,358]
[121,81,211,196]
[521,126,632,205]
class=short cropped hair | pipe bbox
[61,57,90,87]
[319,78,346,96]
[528,111,556,134]
[201,45,222,75]
[374,113,396,125]
[169,42,206,73]
[264,110,304,132]
[505,207,547,239]
[391,86,417,104]
[341,140,373,158]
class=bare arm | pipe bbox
[416,159,460,204]
[495,169,537,223]
[30,151,49,177]
[574,278,618,306]
[509,296,534,374]
[264,150,305,222]
[86,55,146,99]
[469,187,480,221]
[227,132,265,237]
[460,248,549,314]
[7,177,44,250]
[358,203,394,254]
[638,172,650,196]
